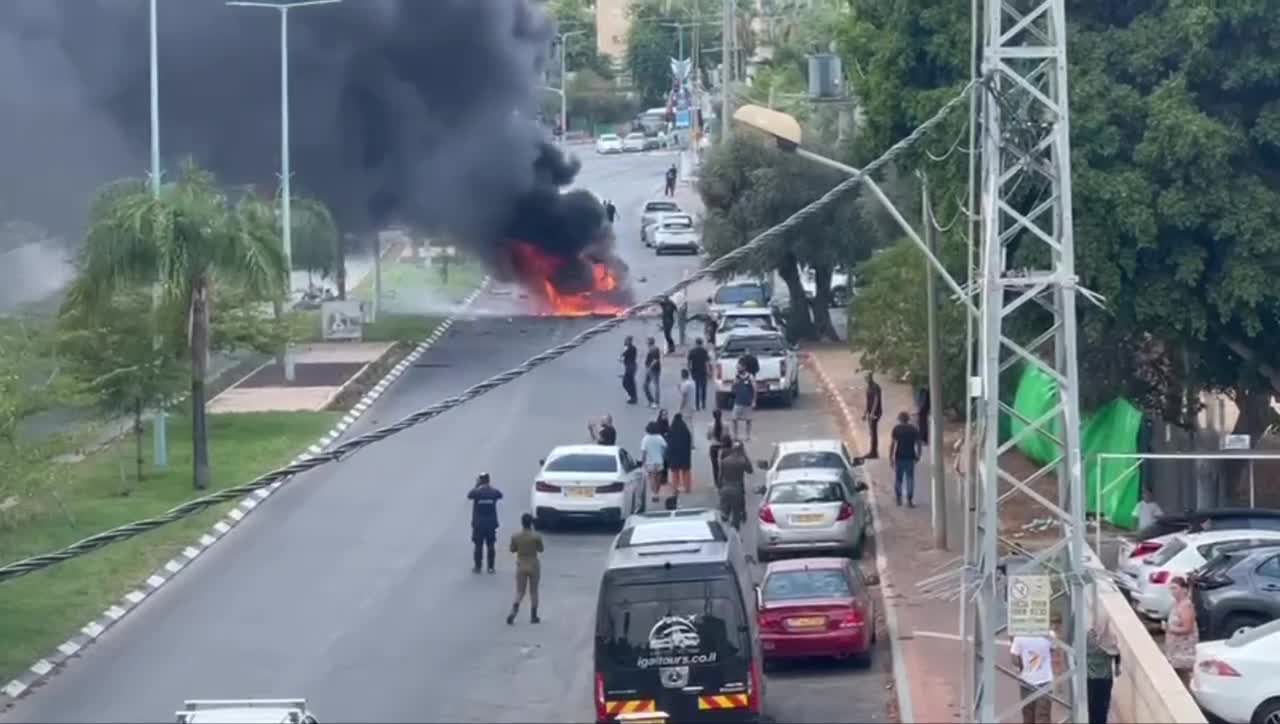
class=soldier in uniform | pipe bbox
[507,513,545,625]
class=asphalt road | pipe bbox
[4,149,889,723]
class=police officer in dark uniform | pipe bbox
[467,473,503,573]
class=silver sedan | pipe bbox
[755,468,869,561]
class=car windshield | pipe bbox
[714,285,766,306]
[721,337,787,357]
[768,481,845,504]
[763,569,853,601]
[601,135,619,141]
[776,451,845,471]
[597,579,746,669]
[544,453,618,473]
[645,202,679,214]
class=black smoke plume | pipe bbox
[0,0,614,297]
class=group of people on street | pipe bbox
[862,371,925,507]
[466,474,545,625]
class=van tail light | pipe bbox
[1198,659,1242,677]
[836,609,864,629]
[1130,541,1162,558]
[1149,570,1170,585]
[595,672,608,721]
[535,481,562,493]
[747,659,763,715]
[837,502,854,521]
[759,505,776,524]
[597,482,625,493]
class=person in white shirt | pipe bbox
[1133,487,1164,530]
[1011,634,1055,723]
[677,369,695,418]
[639,421,668,504]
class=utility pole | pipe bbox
[720,0,734,141]
[148,0,168,469]
[968,0,1089,720]
[922,174,946,549]
[554,30,585,143]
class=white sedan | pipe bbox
[651,215,700,255]
[596,134,623,154]
[757,439,865,489]
[531,444,646,529]
[1129,528,1280,621]
[622,132,647,152]
[1191,618,1280,724]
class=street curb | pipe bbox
[807,353,916,724]
[1,278,491,707]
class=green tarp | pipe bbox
[1004,366,1144,529]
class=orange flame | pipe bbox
[509,241,624,317]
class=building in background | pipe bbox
[595,0,629,62]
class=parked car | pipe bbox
[755,468,870,561]
[756,557,879,665]
[639,200,681,244]
[713,329,799,408]
[757,439,865,490]
[707,279,771,320]
[717,304,782,336]
[530,444,647,529]
[1190,618,1280,724]
[1115,508,1280,595]
[623,507,720,530]
[651,214,701,255]
[595,133,623,154]
[622,132,647,152]
[176,699,318,724]
[1127,529,1280,621]
[1192,542,1280,640]
[642,134,663,151]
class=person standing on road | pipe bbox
[703,301,718,348]
[916,386,931,446]
[889,411,922,507]
[731,369,757,441]
[604,199,618,224]
[718,439,753,530]
[643,337,662,408]
[863,372,884,458]
[1010,633,1055,724]
[640,421,668,504]
[1087,601,1119,724]
[665,163,678,196]
[677,369,695,419]
[707,409,726,487]
[674,284,689,346]
[1162,576,1199,687]
[589,414,617,445]
[1133,487,1164,531]
[666,413,694,494]
[620,336,638,405]
[467,473,503,574]
[506,513,544,625]
[739,350,760,378]
[659,297,678,354]
[687,338,710,411]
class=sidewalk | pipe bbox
[809,345,1030,723]
[208,342,393,414]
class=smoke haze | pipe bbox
[0,0,611,306]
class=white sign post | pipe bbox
[1007,574,1052,637]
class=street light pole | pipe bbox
[554,30,585,143]
[149,0,168,469]
[720,0,734,141]
[921,173,947,549]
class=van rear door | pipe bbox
[596,574,753,721]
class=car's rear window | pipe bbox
[777,451,845,472]
[597,579,746,669]
[601,134,619,141]
[544,453,618,473]
[1225,617,1280,647]
[763,569,853,601]
[714,285,766,306]
[645,202,679,213]
[768,481,845,504]
[1148,536,1188,565]
[722,338,786,357]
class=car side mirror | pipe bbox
[854,481,869,493]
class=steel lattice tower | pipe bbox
[968,0,1090,720]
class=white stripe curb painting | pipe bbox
[1,279,490,707]
[807,354,917,724]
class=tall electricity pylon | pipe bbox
[969,0,1091,720]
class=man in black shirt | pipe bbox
[916,386,931,446]
[590,414,617,445]
[686,338,711,411]
[863,372,883,458]
[644,337,662,408]
[659,297,677,354]
[467,473,504,573]
[739,352,760,377]
[889,412,922,507]
[620,336,638,404]
[604,200,618,224]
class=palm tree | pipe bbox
[73,159,286,489]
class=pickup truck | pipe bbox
[713,329,799,408]
[176,699,318,723]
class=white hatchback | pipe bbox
[531,444,646,529]
[1130,528,1280,621]
[622,132,647,152]
[1191,618,1280,724]
[596,134,623,154]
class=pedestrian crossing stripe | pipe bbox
[605,699,656,715]
[697,693,749,710]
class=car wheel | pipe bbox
[757,549,772,564]
[534,514,554,531]
[848,540,864,560]
[1223,613,1266,639]
[1253,698,1280,724]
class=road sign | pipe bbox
[1006,574,1051,636]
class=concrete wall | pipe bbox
[1084,547,1206,724]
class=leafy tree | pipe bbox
[289,195,341,292]
[699,134,874,340]
[569,69,641,128]
[71,159,286,490]
[625,0,722,109]
[0,317,68,451]
[57,287,187,486]
[547,0,616,80]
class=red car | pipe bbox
[755,557,878,664]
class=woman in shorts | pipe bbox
[639,421,668,503]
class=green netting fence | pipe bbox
[1002,365,1144,529]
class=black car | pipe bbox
[1190,541,1280,640]
[1134,507,1280,541]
